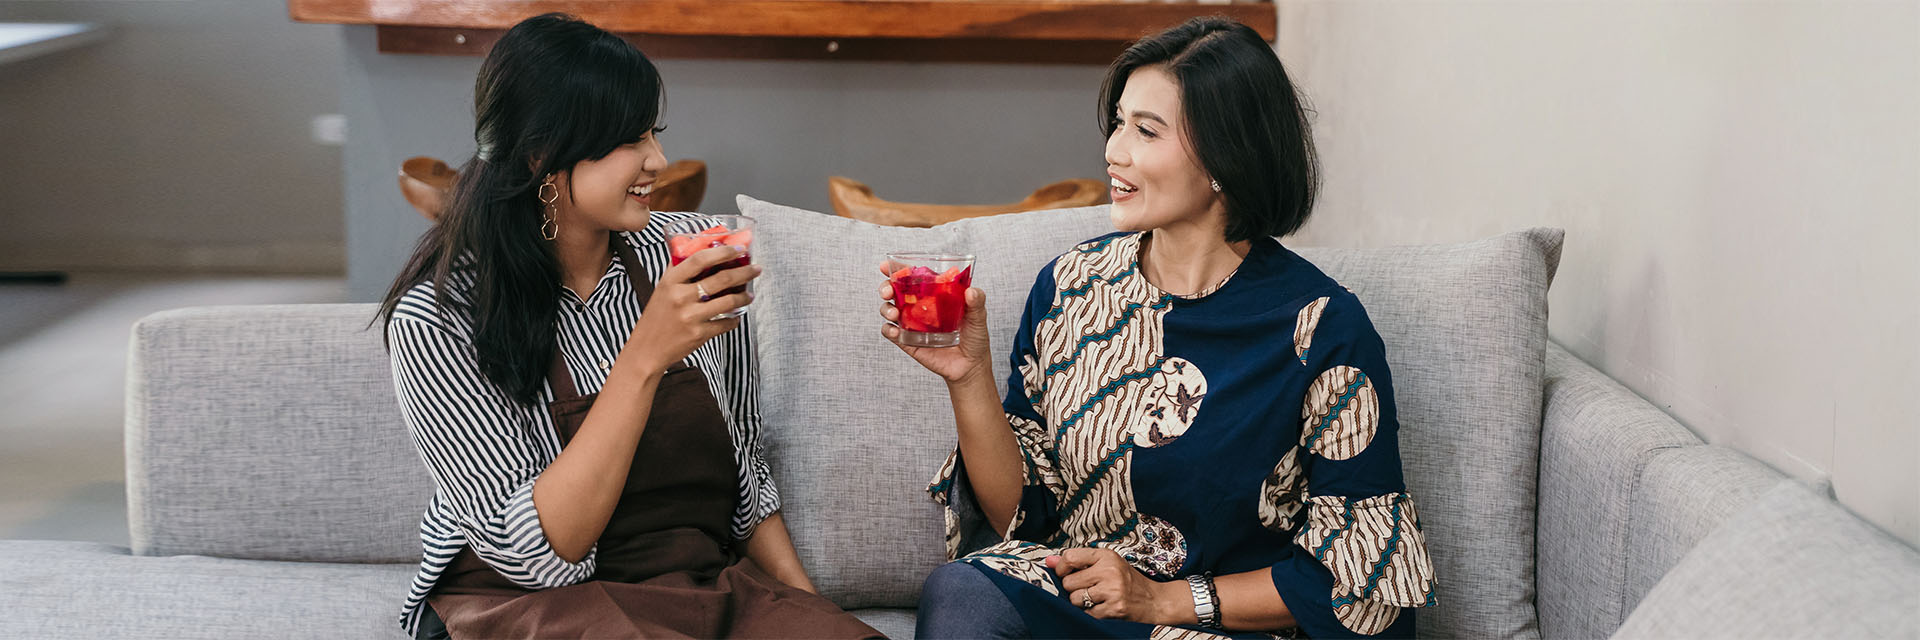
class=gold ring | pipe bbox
[1082,592,1094,609]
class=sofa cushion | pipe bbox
[1624,445,1784,614]
[127,304,431,563]
[735,195,1114,609]
[1296,228,1562,639]
[739,195,1562,637]
[851,608,918,640]
[1535,343,1705,639]
[0,540,413,639]
[1612,479,1920,639]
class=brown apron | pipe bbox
[427,236,882,639]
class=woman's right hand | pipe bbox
[625,245,759,373]
[879,279,993,386]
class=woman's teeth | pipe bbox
[1110,178,1137,194]
[627,184,653,196]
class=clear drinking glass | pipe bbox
[885,253,975,348]
[664,215,755,319]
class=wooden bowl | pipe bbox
[827,176,1108,228]
[396,157,709,222]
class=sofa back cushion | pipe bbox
[1612,479,1920,639]
[740,195,1562,638]
[127,304,430,563]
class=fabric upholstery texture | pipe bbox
[126,304,432,563]
[1534,343,1704,639]
[0,539,414,639]
[1623,445,1784,613]
[0,540,924,640]
[1611,479,1920,639]
[850,608,918,640]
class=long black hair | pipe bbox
[378,13,664,405]
[1099,16,1319,241]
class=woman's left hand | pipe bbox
[1049,548,1192,626]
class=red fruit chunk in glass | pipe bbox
[890,265,970,333]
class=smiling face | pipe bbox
[1104,65,1223,234]
[552,129,667,233]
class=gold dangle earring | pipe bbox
[538,174,560,241]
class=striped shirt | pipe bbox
[384,211,777,634]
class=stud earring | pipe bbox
[1210,179,1222,193]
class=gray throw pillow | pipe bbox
[736,195,1113,609]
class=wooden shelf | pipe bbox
[290,1,1276,63]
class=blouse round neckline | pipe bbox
[1129,231,1258,301]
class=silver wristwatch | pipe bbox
[1186,572,1223,630]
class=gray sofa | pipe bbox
[1,200,1912,639]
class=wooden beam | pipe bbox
[378,26,1134,64]
[293,0,1277,42]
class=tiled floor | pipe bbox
[0,274,345,545]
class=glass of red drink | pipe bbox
[664,215,755,319]
[885,253,974,348]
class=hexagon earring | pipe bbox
[539,175,560,240]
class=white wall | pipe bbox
[0,1,343,273]
[340,25,1110,299]
[1277,0,1920,546]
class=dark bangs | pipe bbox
[531,27,663,178]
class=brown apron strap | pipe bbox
[548,233,658,402]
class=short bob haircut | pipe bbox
[1099,17,1319,242]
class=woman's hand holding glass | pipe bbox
[878,275,993,385]
[627,245,758,373]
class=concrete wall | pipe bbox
[1277,0,1919,546]
[340,25,1109,300]
[0,1,344,273]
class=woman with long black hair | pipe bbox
[379,14,879,639]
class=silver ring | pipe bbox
[1081,592,1094,609]
[696,282,711,302]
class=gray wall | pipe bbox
[1279,0,1920,547]
[0,1,343,273]
[342,25,1109,300]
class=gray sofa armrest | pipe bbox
[1536,343,1701,639]
[1624,445,1783,609]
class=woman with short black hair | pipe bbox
[381,13,878,639]
[888,17,1437,639]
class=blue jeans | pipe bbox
[916,562,1028,639]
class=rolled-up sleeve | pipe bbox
[388,315,596,590]
[706,319,780,541]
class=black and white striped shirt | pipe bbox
[384,211,777,634]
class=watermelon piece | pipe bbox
[667,236,707,262]
[721,229,753,249]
